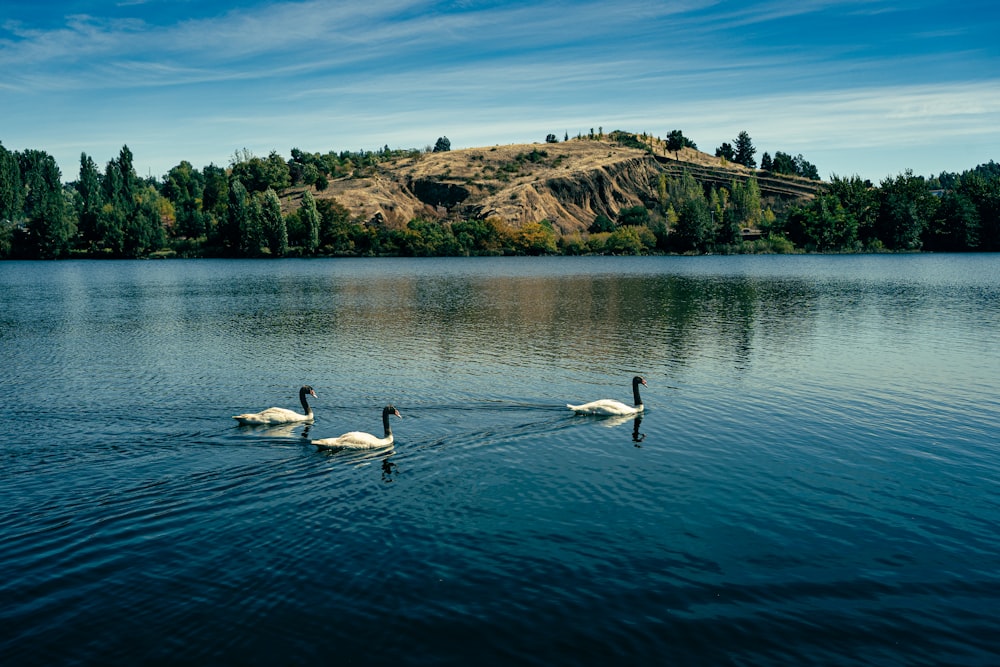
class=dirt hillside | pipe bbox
[282,137,823,233]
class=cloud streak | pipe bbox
[1,0,997,182]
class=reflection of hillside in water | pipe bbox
[235,272,823,377]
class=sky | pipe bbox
[2,0,998,184]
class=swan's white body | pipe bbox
[567,399,643,416]
[313,406,401,450]
[233,386,316,425]
[568,376,646,416]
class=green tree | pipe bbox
[827,175,877,243]
[0,142,23,223]
[75,153,104,250]
[433,136,451,152]
[617,205,650,227]
[794,154,820,180]
[398,218,458,256]
[959,170,1000,251]
[771,151,797,175]
[666,130,696,158]
[231,150,291,193]
[875,171,938,250]
[259,188,286,256]
[733,131,757,169]
[452,217,504,255]
[201,163,228,245]
[123,186,167,257]
[672,196,714,252]
[605,226,654,254]
[730,176,762,228]
[510,220,557,255]
[925,189,979,251]
[162,160,205,238]
[760,152,773,171]
[715,142,735,161]
[299,190,320,253]
[588,213,615,233]
[225,177,252,255]
[784,194,858,250]
[16,150,74,258]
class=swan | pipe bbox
[567,376,646,415]
[233,385,317,425]
[313,405,401,450]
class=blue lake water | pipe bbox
[1,254,999,665]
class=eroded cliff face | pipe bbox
[286,139,819,232]
[472,156,663,234]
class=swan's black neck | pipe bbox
[299,387,313,416]
[382,409,394,437]
[632,378,644,407]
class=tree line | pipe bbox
[1,135,998,259]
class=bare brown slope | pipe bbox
[282,138,824,232]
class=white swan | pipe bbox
[313,405,401,450]
[568,376,646,415]
[233,385,317,425]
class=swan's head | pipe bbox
[302,385,317,398]
[633,376,647,387]
[384,405,402,419]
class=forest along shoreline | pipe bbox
[2,130,997,260]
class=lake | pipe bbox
[1,254,998,665]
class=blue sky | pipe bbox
[2,0,998,183]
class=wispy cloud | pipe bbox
[2,0,996,181]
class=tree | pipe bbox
[760,152,773,171]
[875,170,938,250]
[231,150,291,192]
[0,142,23,223]
[617,205,650,227]
[794,154,820,180]
[733,131,757,169]
[715,142,735,161]
[784,194,858,250]
[297,190,320,253]
[545,133,559,143]
[771,151,797,176]
[162,160,205,238]
[924,189,979,251]
[201,163,228,244]
[730,176,762,228]
[433,136,451,152]
[827,175,876,243]
[225,177,251,254]
[16,149,74,258]
[588,214,615,233]
[75,153,104,249]
[259,188,287,256]
[666,130,696,158]
[672,197,714,252]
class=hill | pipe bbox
[281,136,825,233]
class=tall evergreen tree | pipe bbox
[226,177,253,255]
[260,188,287,256]
[0,142,23,223]
[76,153,104,249]
[299,190,320,254]
[733,131,757,169]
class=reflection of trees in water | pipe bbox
[221,269,823,376]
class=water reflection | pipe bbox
[632,415,645,446]
[595,413,646,446]
[235,422,314,439]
